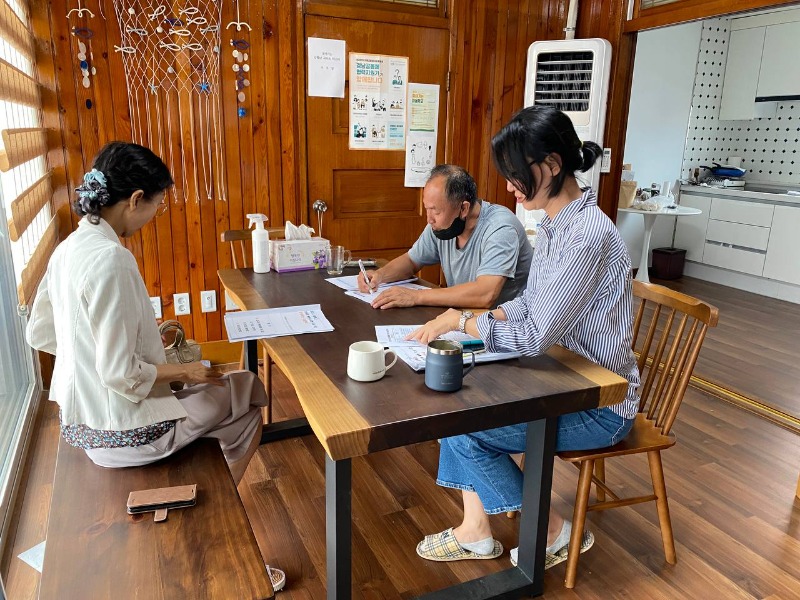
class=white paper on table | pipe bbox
[344,283,428,304]
[307,38,346,98]
[393,345,523,372]
[325,275,418,292]
[223,304,334,342]
[375,325,482,347]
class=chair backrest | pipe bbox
[221,228,286,269]
[631,280,719,436]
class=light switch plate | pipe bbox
[174,293,190,316]
[200,290,217,313]
[600,148,612,173]
[149,297,162,319]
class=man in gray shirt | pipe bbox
[359,164,533,309]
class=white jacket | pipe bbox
[26,218,187,430]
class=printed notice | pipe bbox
[349,52,408,150]
[307,37,346,98]
[404,83,440,187]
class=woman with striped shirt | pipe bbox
[411,106,641,568]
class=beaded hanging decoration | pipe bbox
[66,1,97,89]
[111,1,226,202]
[226,0,251,117]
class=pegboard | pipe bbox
[682,17,800,185]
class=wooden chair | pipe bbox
[221,228,286,424]
[557,280,718,588]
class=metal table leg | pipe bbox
[326,454,352,600]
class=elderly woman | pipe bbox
[410,106,641,569]
[26,141,285,590]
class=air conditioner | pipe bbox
[517,38,612,226]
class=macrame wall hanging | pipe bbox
[111,0,227,202]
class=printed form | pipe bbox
[224,304,334,342]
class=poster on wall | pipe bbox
[349,52,408,150]
[307,37,346,98]
[404,83,440,187]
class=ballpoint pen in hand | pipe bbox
[358,259,374,292]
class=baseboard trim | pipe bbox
[688,375,800,435]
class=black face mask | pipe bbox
[432,214,466,240]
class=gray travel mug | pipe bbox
[424,340,476,392]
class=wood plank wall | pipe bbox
[41,0,634,342]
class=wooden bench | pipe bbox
[39,437,273,599]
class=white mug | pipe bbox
[347,341,397,382]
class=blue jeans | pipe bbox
[436,407,633,514]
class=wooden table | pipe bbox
[40,438,273,599]
[218,267,628,600]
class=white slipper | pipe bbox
[266,564,286,592]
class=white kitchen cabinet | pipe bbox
[763,205,800,286]
[756,21,800,99]
[709,197,775,227]
[720,27,777,121]
[674,193,710,261]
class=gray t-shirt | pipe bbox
[408,201,533,307]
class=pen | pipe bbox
[358,258,373,292]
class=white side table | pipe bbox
[618,206,702,283]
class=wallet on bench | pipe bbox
[127,484,197,522]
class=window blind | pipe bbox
[640,0,682,8]
[0,0,54,307]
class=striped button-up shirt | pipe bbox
[476,189,640,419]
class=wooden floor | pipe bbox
[654,276,800,421]
[4,276,800,599]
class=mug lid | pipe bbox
[427,340,463,355]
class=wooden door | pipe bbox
[304,10,450,267]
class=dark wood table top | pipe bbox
[40,438,272,600]
[219,267,628,460]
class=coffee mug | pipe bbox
[327,245,352,275]
[347,341,397,382]
[425,340,475,392]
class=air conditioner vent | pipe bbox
[534,51,595,112]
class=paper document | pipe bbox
[375,325,482,347]
[325,275,418,292]
[345,283,428,304]
[393,345,523,372]
[224,304,334,342]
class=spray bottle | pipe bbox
[246,213,270,273]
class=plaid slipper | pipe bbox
[416,528,503,562]
[510,529,595,569]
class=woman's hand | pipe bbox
[406,308,461,345]
[182,362,226,386]
[155,362,225,387]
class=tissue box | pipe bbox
[270,238,330,273]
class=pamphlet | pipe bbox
[223,304,334,342]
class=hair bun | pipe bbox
[579,141,603,172]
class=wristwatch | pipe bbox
[458,310,474,333]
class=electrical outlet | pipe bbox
[173,293,191,316]
[224,290,239,311]
[149,296,162,319]
[200,290,217,313]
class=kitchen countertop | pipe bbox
[680,183,800,206]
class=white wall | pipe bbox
[619,21,702,267]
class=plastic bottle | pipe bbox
[246,213,270,273]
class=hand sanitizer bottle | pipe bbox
[246,213,270,273]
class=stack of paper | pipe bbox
[224,304,334,342]
[375,325,522,371]
[325,275,418,291]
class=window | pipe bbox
[0,0,46,548]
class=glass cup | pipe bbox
[326,245,352,275]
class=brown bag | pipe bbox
[159,320,202,364]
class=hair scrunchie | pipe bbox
[75,168,111,214]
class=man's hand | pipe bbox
[371,286,420,309]
[405,309,461,344]
[357,269,382,293]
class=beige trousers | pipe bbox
[85,370,267,468]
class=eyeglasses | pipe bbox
[155,201,168,218]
